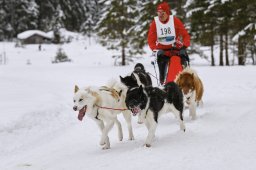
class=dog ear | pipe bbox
[120,76,124,82]
[74,85,79,93]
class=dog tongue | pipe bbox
[78,106,87,121]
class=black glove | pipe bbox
[179,46,190,68]
[179,46,187,57]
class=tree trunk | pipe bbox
[121,0,125,66]
[122,44,125,66]
[251,50,255,65]
[10,0,15,39]
[238,37,245,65]
[225,33,229,66]
[219,33,224,66]
[211,44,215,66]
[252,43,256,65]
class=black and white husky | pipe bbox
[125,82,186,147]
[120,63,152,88]
[120,63,152,123]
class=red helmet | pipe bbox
[157,2,171,15]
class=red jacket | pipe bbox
[147,16,190,51]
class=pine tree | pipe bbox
[52,47,71,63]
[131,0,160,52]
[35,0,55,31]
[0,0,8,40]
[187,0,217,65]
[80,0,100,39]
[51,4,65,43]
[231,0,256,65]
[220,1,233,66]
[169,0,186,20]
[96,0,138,66]
[58,0,86,31]
[11,0,39,37]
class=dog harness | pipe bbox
[99,86,122,101]
[95,104,128,111]
[94,105,128,120]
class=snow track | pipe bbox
[1,42,256,170]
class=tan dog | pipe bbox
[175,67,204,120]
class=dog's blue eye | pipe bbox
[79,99,83,102]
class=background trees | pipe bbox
[187,0,255,66]
[0,0,255,66]
[96,0,139,65]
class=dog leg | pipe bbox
[95,119,104,134]
[139,109,147,124]
[144,115,157,147]
[144,119,156,142]
[114,118,123,141]
[100,120,114,146]
[122,111,135,140]
[94,116,112,150]
[137,113,144,124]
[94,119,109,146]
[102,136,110,150]
[170,105,186,132]
[144,119,150,130]
[197,100,203,107]
[189,100,197,120]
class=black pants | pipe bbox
[157,51,170,84]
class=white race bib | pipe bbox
[154,15,176,45]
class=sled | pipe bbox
[151,47,190,86]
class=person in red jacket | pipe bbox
[147,1,190,85]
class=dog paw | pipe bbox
[180,125,186,132]
[189,113,196,120]
[191,115,196,120]
[143,143,151,148]
[137,121,143,124]
[102,145,110,150]
[119,136,123,141]
[99,140,105,146]
[129,136,135,140]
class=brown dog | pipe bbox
[175,68,204,119]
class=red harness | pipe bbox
[96,105,128,111]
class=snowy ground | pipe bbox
[0,40,256,170]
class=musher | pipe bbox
[147,1,191,85]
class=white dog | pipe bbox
[73,84,134,149]
[104,79,135,138]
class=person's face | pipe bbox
[157,10,168,22]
